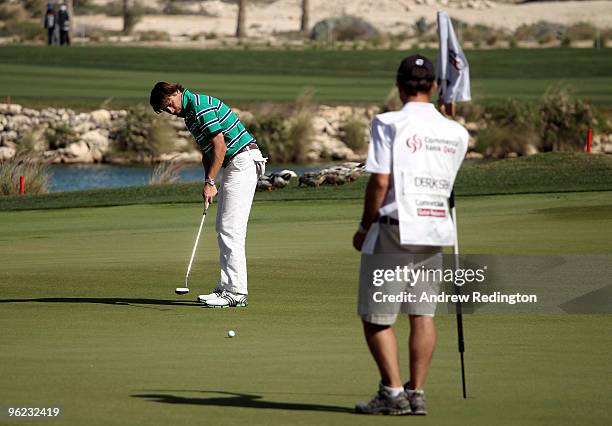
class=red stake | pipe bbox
[19,176,25,195]
[6,95,10,105]
[587,128,593,154]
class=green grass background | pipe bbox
[0,46,611,109]
[2,153,612,211]
[1,185,611,424]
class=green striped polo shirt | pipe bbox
[182,89,255,166]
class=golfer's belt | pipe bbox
[378,216,400,225]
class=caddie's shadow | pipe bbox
[0,298,200,309]
[132,390,353,414]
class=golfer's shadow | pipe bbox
[132,390,353,414]
[0,298,200,309]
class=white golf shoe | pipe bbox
[197,290,223,303]
[202,291,248,308]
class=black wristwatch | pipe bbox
[205,178,216,187]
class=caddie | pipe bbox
[353,54,468,415]
[150,82,266,308]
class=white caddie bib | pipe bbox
[391,114,467,246]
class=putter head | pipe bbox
[175,287,189,295]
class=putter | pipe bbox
[175,203,209,295]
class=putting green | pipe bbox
[0,192,610,425]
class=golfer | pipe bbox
[150,82,266,308]
[353,55,468,415]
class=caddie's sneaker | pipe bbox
[404,382,427,415]
[197,290,223,303]
[355,383,411,415]
[203,291,248,308]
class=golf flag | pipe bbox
[437,11,471,103]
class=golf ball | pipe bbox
[228,330,236,338]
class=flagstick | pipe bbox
[449,191,467,399]
[445,107,467,399]
[438,9,470,400]
[440,95,467,398]
[438,89,465,399]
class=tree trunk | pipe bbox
[300,0,309,34]
[66,0,74,30]
[236,0,246,38]
[123,0,129,34]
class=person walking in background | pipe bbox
[58,2,71,46]
[43,3,56,46]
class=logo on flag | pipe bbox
[437,11,471,104]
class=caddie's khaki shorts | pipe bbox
[358,223,443,325]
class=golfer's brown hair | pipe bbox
[150,82,184,113]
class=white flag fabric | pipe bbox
[437,11,471,103]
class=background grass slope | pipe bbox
[0,46,610,109]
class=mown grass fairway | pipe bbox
[1,191,611,425]
[0,46,611,109]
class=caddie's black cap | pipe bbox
[397,54,435,82]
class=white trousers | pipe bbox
[215,149,265,295]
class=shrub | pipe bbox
[594,28,611,48]
[74,0,106,15]
[162,1,190,15]
[414,17,430,36]
[0,152,49,196]
[22,0,47,18]
[246,92,315,163]
[45,122,78,150]
[486,99,538,130]
[99,0,123,16]
[12,127,46,156]
[0,2,27,21]
[102,0,155,16]
[310,16,379,42]
[380,86,402,113]
[538,86,595,152]
[475,124,539,159]
[340,116,368,153]
[137,30,171,42]
[566,22,596,41]
[245,111,287,162]
[458,22,508,46]
[2,20,44,41]
[459,87,607,157]
[150,159,184,185]
[366,33,389,48]
[284,108,313,163]
[111,105,174,161]
[514,21,565,43]
[456,103,486,123]
[88,28,110,42]
[485,33,499,47]
[474,100,539,158]
[560,34,572,47]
